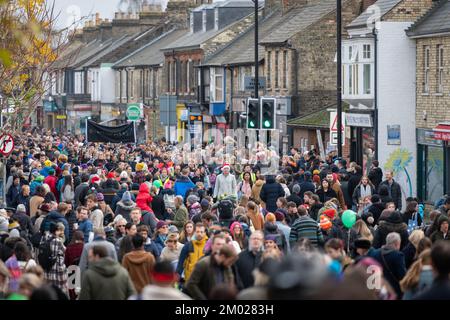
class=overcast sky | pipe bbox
[49,0,168,29]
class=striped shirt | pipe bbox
[289,215,324,248]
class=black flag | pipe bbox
[86,120,136,143]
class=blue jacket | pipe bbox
[78,219,93,243]
[154,235,166,256]
[40,167,52,178]
[40,211,70,243]
[174,176,195,199]
[29,181,42,195]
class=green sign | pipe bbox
[126,104,141,121]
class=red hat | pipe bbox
[222,163,231,170]
[320,216,332,230]
[91,175,100,184]
[323,208,336,220]
[107,172,115,179]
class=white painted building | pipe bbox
[341,0,430,208]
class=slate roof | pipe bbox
[346,0,402,29]
[113,29,187,68]
[162,28,222,52]
[406,0,450,38]
[204,9,284,66]
[66,39,114,69]
[260,0,340,44]
[52,41,85,69]
[75,34,133,70]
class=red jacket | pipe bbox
[136,183,153,213]
[64,242,84,267]
[44,175,58,199]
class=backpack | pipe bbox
[218,199,234,221]
[38,236,57,272]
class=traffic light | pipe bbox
[246,98,260,129]
[261,98,276,130]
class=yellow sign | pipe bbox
[56,115,67,120]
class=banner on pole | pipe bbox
[86,120,136,143]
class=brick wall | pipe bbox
[383,0,433,21]
[416,36,450,130]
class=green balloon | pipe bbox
[342,210,357,228]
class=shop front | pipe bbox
[417,127,450,204]
[347,112,375,175]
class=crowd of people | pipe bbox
[0,127,450,300]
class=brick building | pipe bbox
[407,0,450,204]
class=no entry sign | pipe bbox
[0,134,14,156]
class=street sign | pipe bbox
[244,76,266,91]
[126,103,141,121]
[329,111,346,146]
[0,134,14,156]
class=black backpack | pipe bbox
[37,236,57,272]
[218,199,234,220]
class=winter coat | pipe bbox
[6,184,20,207]
[347,172,363,202]
[290,215,324,248]
[12,193,30,214]
[340,181,353,209]
[136,183,153,213]
[29,195,44,219]
[78,238,118,273]
[402,211,423,229]
[115,201,136,224]
[213,173,237,199]
[352,184,376,208]
[413,277,450,300]
[251,180,265,203]
[176,236,208,281]
[79,257,136,300]
[309,203,324,222]
[152,193,168,220]
[402,242,417,270]
[11,212,33,237]
[44,175,58,198]
[316,187,338,204]
[41,234,68,295]
[40,211,70,243]
[78,219,93,243]
[330,181,347,210]
[235,249,263,289]
[259,177,285,213]
[185,255,238,300]
[29,180,42,195]
[89,207,104,235]
[368,167,383,189]
[174,176,196,199]
[369,246,406,299]
[60,185,75,203]
[379,179,403,211]
[64,242,84,267]
[368,202,385,225]
[286,193,302,207]
[141,211,158,236]
[122,249,155,294]
[100,179,120,192]
[173,205,189,231]
[160,243,184,264]
[74,182,90,207]
[372,213,409,250]
[246,210,265,231]
[111,188,135,212]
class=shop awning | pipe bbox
[433,123,450,141]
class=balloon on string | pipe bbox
[342,210,357,228]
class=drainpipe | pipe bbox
[373,27,378,160]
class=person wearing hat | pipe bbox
[353,238,374,263]
[100,172,120,193]
[39,160,53,177]
[115,191,137,223]
[153,221,170,255]
[160,232,184,266]
[29,171,44,195]
[150,185,168,221]
[372,211,409,250]
[213,164,237,200]
[138,260,191,300]
[43,169,58,198]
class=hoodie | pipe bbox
[373,212,409,250]
[115,191,136,223]
[174,175,195,199]
[122,250,155,294]
[136,183,153,213]
[79,257,136,300]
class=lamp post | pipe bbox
[337,0,343,158]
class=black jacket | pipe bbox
[309,203,323,222]
[316,188,338,204]
[368,202,385,225]
[286,193,302,207]
[259,177,285,213]
[299,180,315,199]
[373,213,409,250]
[352,184,376,207]
[368,167,383,189]
[379,179,403,211]
[348,172,363,202]
[151,194,168,221]
[235,249,262,289]
[402,242,416,270]
[369,247,406,299]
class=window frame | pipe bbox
[424,45,430,93]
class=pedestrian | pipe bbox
[368,160,383,190]
[373,211,409,250]
[316,179,338,204]
[160,232,184,266]
[122,233,155,294]
[79,245,136,300]
[174,168,195,199]
[168,196,189,232]
[430,215,450,243]
[379,170,402,211]
[290,206,324,248]
[179,221,195,244]
[259,175,285,214]
[401,249,433,300]
[213,164,237,200]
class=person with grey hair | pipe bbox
[286,184,302,207]
[369,232,407,299]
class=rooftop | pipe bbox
[347,0,402,29]
[406,0,450,38]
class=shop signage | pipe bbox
[346,113,373,127]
